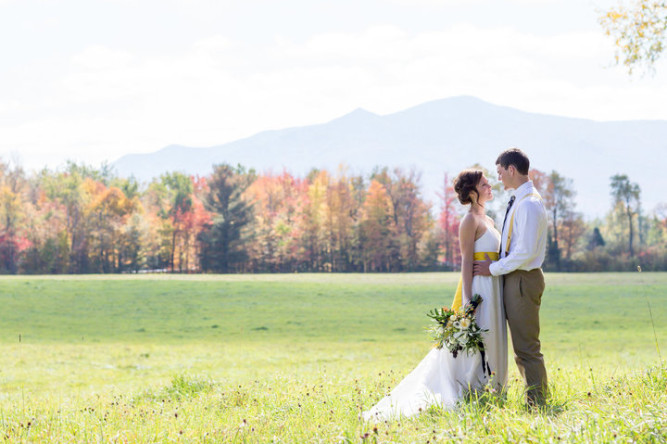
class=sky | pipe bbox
[1,0,666,174]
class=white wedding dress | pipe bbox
[363,227,508,421]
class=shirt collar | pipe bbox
[511,180,534,199]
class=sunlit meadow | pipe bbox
[0,273,665,442]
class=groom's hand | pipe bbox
[473,253,492,276]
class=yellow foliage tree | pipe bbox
[600,1,667,74]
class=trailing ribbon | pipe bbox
[480,348,492,377]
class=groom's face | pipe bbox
[496,164,511,189]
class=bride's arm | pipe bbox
[458,215,476,306]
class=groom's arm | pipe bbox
[488,200,546,276]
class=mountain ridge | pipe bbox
[113,96,666,217]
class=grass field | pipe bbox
[0,272,665,442]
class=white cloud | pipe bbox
[70,45,134,70]
[277,25,412,62]
[1,21,666,172]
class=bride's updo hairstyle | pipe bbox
[453,169,483,205]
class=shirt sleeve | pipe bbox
[489,200,543,276]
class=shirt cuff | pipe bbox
[489,261,502,276]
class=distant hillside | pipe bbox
[113,96,667,217]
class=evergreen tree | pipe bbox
[198,164,255,272]
[588,226,606,250]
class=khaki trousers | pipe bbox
[503,268,548,404]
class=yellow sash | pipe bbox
[450,251,500,311]
[505,192,542,256]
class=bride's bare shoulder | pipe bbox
[460,212,477,225]
[459,212,477,232]
[460,213,487,238]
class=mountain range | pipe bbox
[113,96,667,218]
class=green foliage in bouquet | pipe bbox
[427,294,487,358]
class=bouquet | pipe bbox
[427,294,488,359]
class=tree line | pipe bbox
[0,160,663,274]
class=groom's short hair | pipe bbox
[496,148,530,175]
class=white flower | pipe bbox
[459,318,471,329]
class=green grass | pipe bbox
[0,273,665,442]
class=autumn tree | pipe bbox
[344,174,367,271]
[21,174,70,273]
[610,174,641,256]
[144,172,209,272]
[437,173,461,269]
[390,169,432,270]
[143,179,173,270]
[111,177,148,272]
[358,179,396,271]
[294,167,364,272]
[161,172,194,271]
[0,161,29,273]
[559,210,586,261]
[301,169,331,271]
[324,167,362,272]
[600,0,667,74]
[528,169,549,196]
[166,175,211,272]
[118,213,149,272]
[371,167,432,271]
[542,171,577,268]
[87,180,142,272]
[40,163,98,272]
[653,203,667,242]
[244,171,307,271]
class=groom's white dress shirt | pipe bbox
[489,180,548,277]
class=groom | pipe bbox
[473,147,549,406]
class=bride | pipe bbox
[363,169,508,421]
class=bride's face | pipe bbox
[477,176,493,203]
